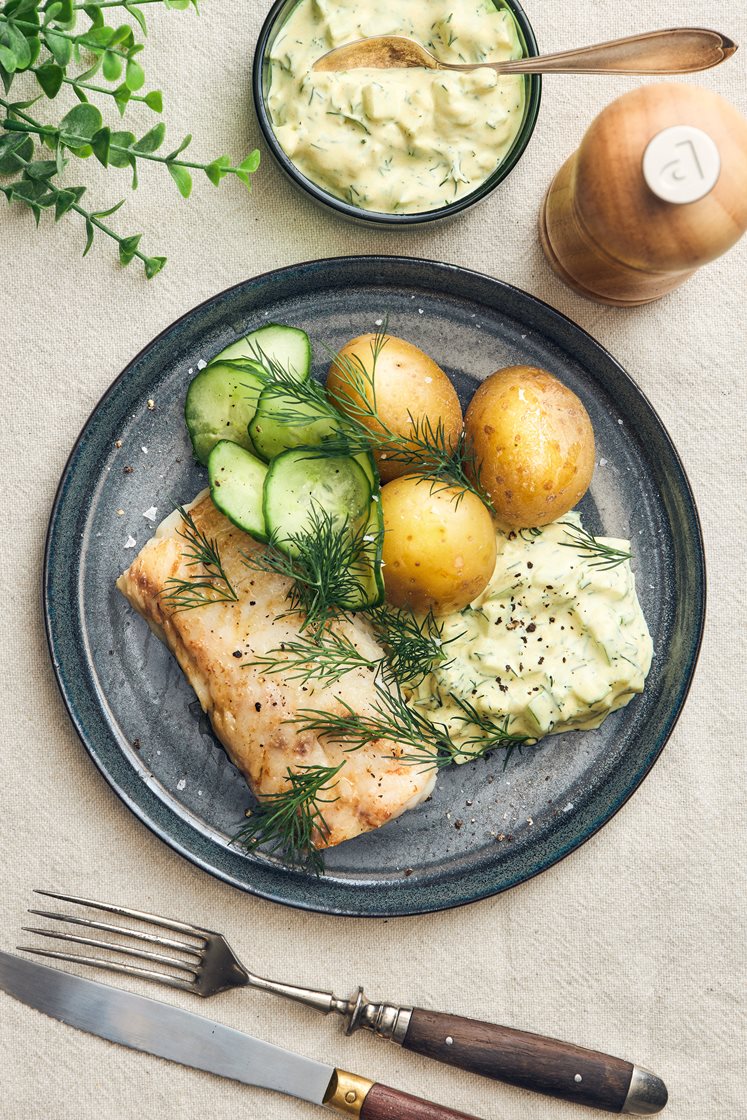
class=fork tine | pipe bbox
[28,909,203,957]
[22,928,199,974]
[34,890,210,940]
[17,946,198,991]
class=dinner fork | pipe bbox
[18,889,667,1115]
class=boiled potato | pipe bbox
[327,333,462,482]
[465,366,595,528]
[381,477,496,615]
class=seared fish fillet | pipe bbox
[116,491,435,848]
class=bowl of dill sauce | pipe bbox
[253,0,541,226]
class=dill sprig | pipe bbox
[233,762,345,874]
[241,328,492,510]
[369,605,458,686]
[559,522,632,571]
[448,694,532,768]
[322,330,493,509]
[161,506,238,613]
[241,605,451,689]
[294,677,456,771]
[243,628,374,687]
[241,504,374,635]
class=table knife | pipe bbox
[0,950,478,1119]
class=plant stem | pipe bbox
[74,0,165,7]
[29,66,155,106]
[2,102,242,179]
[69,198,150,264]
[8,144,158,271]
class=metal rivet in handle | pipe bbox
[445,1036,454,1046]
[345,1091,357,1103]
[575,1074,583,1083]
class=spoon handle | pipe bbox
[497,27,737,75]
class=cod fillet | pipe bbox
[116,491,435,849]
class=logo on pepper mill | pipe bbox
[642,125,721,204]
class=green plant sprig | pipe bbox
[559,522,632,571]
[447,694,532,769]
[0,0,259,276]
[369,605,458,686]
[2,99,258,194]
[294,677,457,771]
[242,336,493,511]
[30,63,163,114]
[242,505,375,637]
[323,330,493,510]
[0,141,165,270]
[234,762,345,875]
[160,506,238,612]
[243,628,374,688]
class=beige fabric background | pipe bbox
[1,2,746,1118]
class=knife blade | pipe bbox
[0,951,479,1120]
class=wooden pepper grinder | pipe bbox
[539,83,747,305]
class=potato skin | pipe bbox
[465,366,595,528]
[327,333,463,482]
[381,477,497,615]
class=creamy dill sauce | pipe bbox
[267,0,525,214]
[409,513,653,752]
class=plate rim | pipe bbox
[43,254,706,917]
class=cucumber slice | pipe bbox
[185,359,267,466]
[346,495,385,610]
[264,450,371,554]
[214,323,311,382]
[249,385,343,461]
[208,440,268,541]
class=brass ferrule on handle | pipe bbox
[323,1069,374,1117]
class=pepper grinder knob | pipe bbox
[539,82,747,305]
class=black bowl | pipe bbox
[252,0,541,226]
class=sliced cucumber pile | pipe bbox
[184,323,384,610]
[185,323,312,466]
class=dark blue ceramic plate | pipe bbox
[44,257,705,917]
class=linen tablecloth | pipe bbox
[1,1,745,1117]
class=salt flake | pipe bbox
[176,778,187,791]
[124,535,137,549]
[142,506,158,522]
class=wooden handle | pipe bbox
[403,1008,665,1113]
[360,1083,481,1120]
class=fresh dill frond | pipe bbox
[559,523,632,571]
[448,694,532,768]
[322,331,493,510]
[160,506,238,613]
[242,504,374,635]
[369,605,459,686]
[294,677,456,771]
[233,762,345,874]
[243,628,374,687]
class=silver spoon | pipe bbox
[313,27,737,76]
